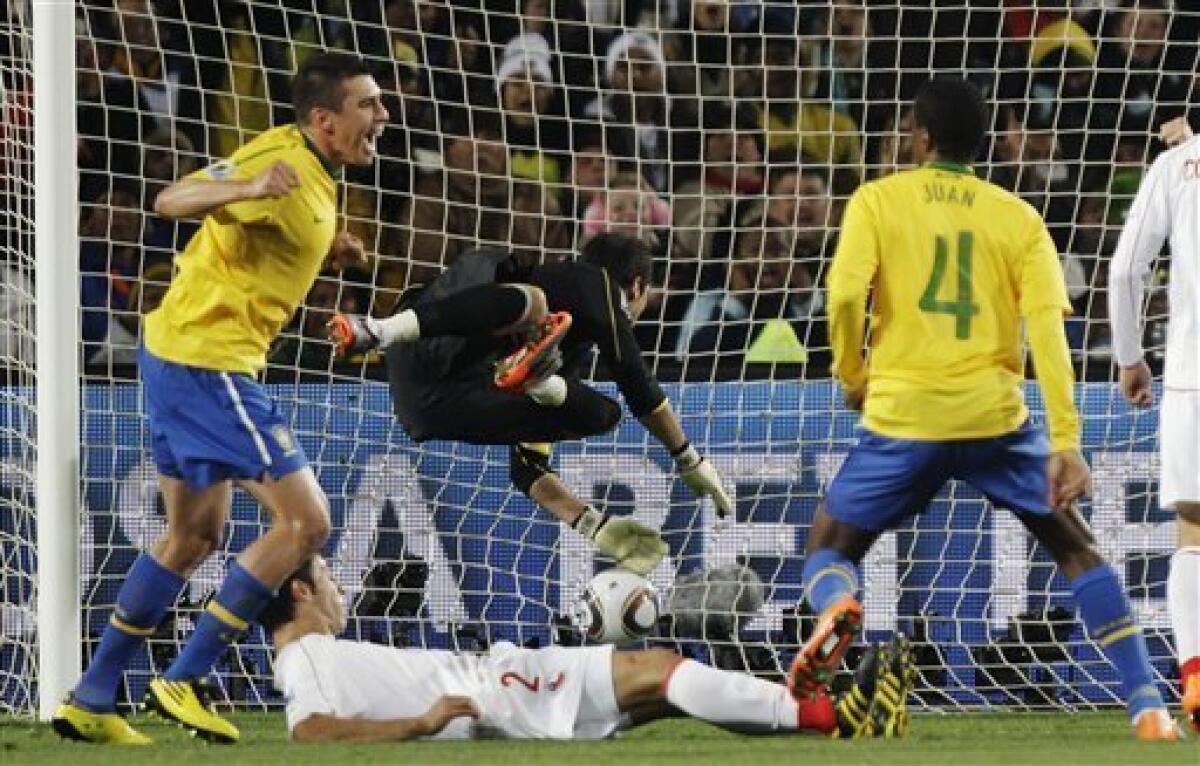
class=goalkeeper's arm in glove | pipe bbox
[572,507,667,576]
[639,400,733,517]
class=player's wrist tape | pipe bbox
[671,442,702,470]
[571,507,608,540]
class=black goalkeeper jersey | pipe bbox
[514,260,666,418]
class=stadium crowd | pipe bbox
[70,0,1199,378]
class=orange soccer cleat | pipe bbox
[1133,708,1184,741]
[495,311,572,393]
[788,595,864,699]
[1183,673,1200,733]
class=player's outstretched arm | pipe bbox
[640,401,733,517]
[154,160,300,220]
[291,695,480,743]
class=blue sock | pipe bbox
[74,554,185,712]
[802,548,860,614]
[1071,564,1165,721]
[164,561,274,681]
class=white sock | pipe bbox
[664,659,798,733]
[526,374,567,406]
[375,309,420,347]
[1168,547,1200,666]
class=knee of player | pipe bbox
[161,529,223,570]
[1055,542,1104,580]
[618,648,682,704]
[282,508,332,554]
[595,398,621,433]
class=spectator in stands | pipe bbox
[385,107,568,288]
[753,37,862,184]
[1090,0,1189,164]
[101,0,204,153]
[497,33,570,185]
[88,260,172,367]
[80,186,144,360]
[811,1,893,140]
[1027,18,1096,166]
[672,201,821,368]
[581,171,670,251]
[559,120,631,237]
[767,165,834,272]
[663,0,758,103]
[582,30,689,192]
[991,104,1076,249]
[672,102,764,263]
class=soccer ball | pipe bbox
[580,570,660,644]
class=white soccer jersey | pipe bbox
[273,634,619,740]
[1109,135,1200,390]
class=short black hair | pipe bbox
[580,232,652,290]
[257,558,318,636]
[292,52,373,124]
[913,77,987,164]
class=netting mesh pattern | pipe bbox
[0,4,36,716]
[5,1,1199,713]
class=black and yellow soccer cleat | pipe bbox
[868,634,916,739]
[144,678,239,744]
[51,698,152,745]
[835,643,880,738]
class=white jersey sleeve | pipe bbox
[1108,136,1200,389]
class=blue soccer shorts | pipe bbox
[824,420,1052,532]
[139,345,308,489]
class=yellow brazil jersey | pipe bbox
[827,162,1077,446]
[144,124,338,374]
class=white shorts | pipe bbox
[1160,390,1200,506]
[475,642,619,740]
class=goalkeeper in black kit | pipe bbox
[330,232,731,575]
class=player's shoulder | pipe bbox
[227,124,304,163]
[1144,136,1200,181]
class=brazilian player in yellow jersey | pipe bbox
[786,78,1179,740]
[52,52,389,746]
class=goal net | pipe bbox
[5,0,1198,716]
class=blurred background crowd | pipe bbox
[53,0,1200,380]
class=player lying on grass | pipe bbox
[53,51,386,746]
[789,76,1182,740]
[1109,113,1200,731]
[260,556,914,742]
[328,232,731,576]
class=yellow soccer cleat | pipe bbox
[144,678,239,744]
[868,635,915,739]
[51,699,152,745]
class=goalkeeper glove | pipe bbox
[573,507,667,576]
[672,442,733,518]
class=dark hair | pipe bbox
[257,558,318,636]
[913,77,987,164]
[580,232,652,290]
[292,52,373,124]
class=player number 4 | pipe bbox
[919,231,980,340]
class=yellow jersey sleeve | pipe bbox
[827,186,881,392]
[188,147,289,227]
[1018,210,1073,317]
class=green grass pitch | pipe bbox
[1,712,1195,765]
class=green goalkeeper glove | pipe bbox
[573,507,667,576]
[672,443,733,517]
